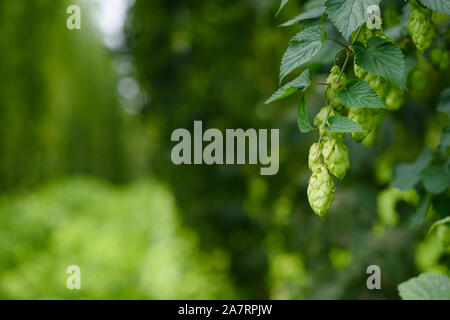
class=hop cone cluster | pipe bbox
[431,48,450,70]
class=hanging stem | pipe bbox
[317,26,363,150]
[326,37,350,49]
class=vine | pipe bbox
[265,0,450,218]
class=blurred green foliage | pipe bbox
[0,178,236,299]
[0,0,448,299]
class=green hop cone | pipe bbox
[364,72,389,99]
[407,4,434,52]
[385,84,405,110]
[431,48,449,70]
[322,139,350,180]
[348,108,374,143]
[362,111,385,147]
[354,62,388,99]
[354,62,367,79]
[308,143,321,172]
[410,68,427,91]
[307,164,335,217]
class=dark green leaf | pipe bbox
[354,37,406,89]
[265,69,311,104]
[421,165,450,194]
[419,0,450,15]
[324,115,363,132]
[280,25,325,83]
[297,97,312,133]
[337,80,387,109]
[391,147,434,190]
[409,194,431,229]
[325,0,381,40]
[437,88,450,117]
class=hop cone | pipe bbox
[307,164,335,217]
[348,108,374,142]
[385,85,404,111]
[354,62,388,99]
[322,139,350,180]
[408,5,434,52]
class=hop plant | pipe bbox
[322,139,350,180]
[431,48,450,70]
[362,111,386,147]
[410,68,427,91]
[354,62,389,99]
[307,164,335,217]
[407,1,435,52]
[264,3,416,217]
[348,108,375,142]
[385,84,405,110]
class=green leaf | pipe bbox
[437,88,450,117]
[276,0,289,16]
[265,69,311,104]
[409,194,431,229]
[337,80,387,109]
[297,97,312,133]
[325,0,381,40]
[324,115,363,132]
[391,147,434,190]
[280,7,325,27]
[419,0,450,15]
[398,273,450,300]
[428,216,450,235]
[354,37,406,89]
[438,125,450,158]
[421,165,450,194]
[280,25,325,83]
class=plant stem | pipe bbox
[334,47,347,65]
[314,82,331,86]
[317,26,362,150]
[326,37,350,49]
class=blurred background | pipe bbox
[0,0,448,299]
